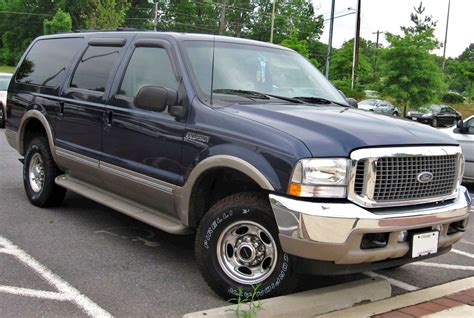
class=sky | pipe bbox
[312,0,474,58]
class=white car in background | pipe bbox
[0,72,13,128]
[441,115,474,181]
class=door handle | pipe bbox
[107,110,113,126]
[58,101,64,114]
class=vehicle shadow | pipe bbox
[61,192,365,298]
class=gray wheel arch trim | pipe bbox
[176,155,276,226]
[17,110,56,160]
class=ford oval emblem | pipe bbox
[417,172,434,183]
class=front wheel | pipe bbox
[392,112,399,117]
[195,193,298,300]
[432,118,438,127]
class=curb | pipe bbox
[316,276,474,318]
[183,277,391,318]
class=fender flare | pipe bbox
[17,109,56,160]
[175,155,276,227]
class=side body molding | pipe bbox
[175,155,276,226]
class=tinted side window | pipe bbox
[119,47,178,97]
[71,46,120,92]
[16,38,82,87]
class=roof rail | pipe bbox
[73,27,149,33]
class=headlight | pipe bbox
[407,111,412,116]
[288,158,350,198]
[422,113,433,117]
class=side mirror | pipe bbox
[346,97,358,108]
[456,120,464,130]
[134,85,178,112]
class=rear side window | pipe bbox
[16,38,82,87]
[119,47,178,97]
[71,46,120,92]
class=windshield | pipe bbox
[183,41,346,105]
[0,75,12,90]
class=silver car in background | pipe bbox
[358,99,401,117]
[440,116,474,182]
[0,72,13,128]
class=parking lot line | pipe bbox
[0,236,112,318]
[459,240,474,246]
[0,286,71,301]
[451,249,474,259]
[409,262,474,271]
[364,271,419,291]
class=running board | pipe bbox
[55,175,191,235]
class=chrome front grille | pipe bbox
[349,146,462,208]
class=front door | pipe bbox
[101,36,187,217]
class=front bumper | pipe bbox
[269,187,471,265]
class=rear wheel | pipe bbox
[432,118,438,127]
[23,136,66,207]
[392,111,399,117]
[195,193,298,300]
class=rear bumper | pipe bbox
[269,187,471,265]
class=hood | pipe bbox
[220,104,458,157]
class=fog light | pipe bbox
[397,230,408,243]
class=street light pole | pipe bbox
[325,0,336,79]
[270,0,276,43]
[442,0,451,70]
[351,0,361,90]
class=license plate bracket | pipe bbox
[411,231,439,258]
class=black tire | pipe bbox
[0,107,5,128]
[23,136,66,207]
[392,112,399,117]
[432,118,438,127]
[195,192,298,300]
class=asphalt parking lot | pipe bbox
[0,132,473,317]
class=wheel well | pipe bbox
[22,118,47,153]
[188,168,265,228]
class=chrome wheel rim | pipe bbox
[217,220,277,285]
[29,153,45,193]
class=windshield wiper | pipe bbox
[213,89,303,104]
[292,96,349,107]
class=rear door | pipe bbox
[100,35,187,217]
[55,36,128,185]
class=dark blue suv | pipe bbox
[5,31,471,300]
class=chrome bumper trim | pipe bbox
[269,186,471,245]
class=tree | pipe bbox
[81,0,131,30]
[43,9,72,35]
[380,2,445,112]
[330,38,373,85]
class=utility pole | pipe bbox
[372,30,384,74]
[153,1,158,31]
[219,0,228,35]
[442,0,451,70]
[270,0,276,43]
[325,0,336,79]
[351,0,361,90]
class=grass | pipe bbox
[0,65,15,73]
[451,104,474,119]
[227,285,263,318]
